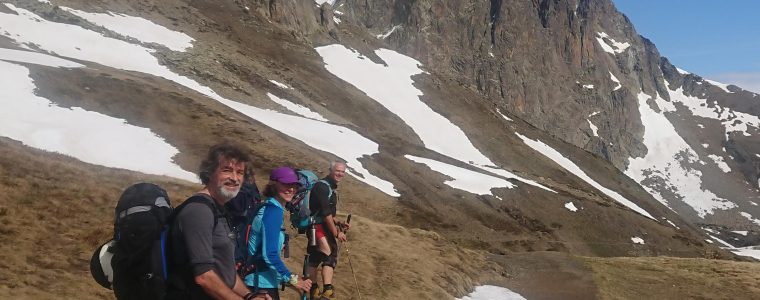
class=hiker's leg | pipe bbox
[322,265,334,285]
[306,248,322,281]
[317,236,331,256]
[322,234,339,285]
[310,224,330,279]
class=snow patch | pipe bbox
[668,87,760,139]
[269,80,291,89]
[741,212,760,226]
[625,92,734,217]
[0,4,210,95]
[609,72,622,91]
[704,79,734,93]
[496,108,513,121]
[707,154,731,173]
[731,246,760,260]
[376,25,401,39]
[0,47,83,68]
[316,45,492,166]
[708,234,734,248]
[405,155,516,196]
[676,67,690,75]
[582,84,594,89]
[564,202,578,212]
[456,285,527,300]
[314,0,336,5]
[60,6,194,52]
[631,237,645,244]
[266,93,328,122]
[665,219,679,229]
[517,133,654,219]
[0,60,196,182]
[732,231,748,236]
[596,32,630,54]
[702,143,709,148]
[587,120,599,137]
[702,227,718,234]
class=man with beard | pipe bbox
[166,143,268,300]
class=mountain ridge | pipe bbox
[1,0,759,299]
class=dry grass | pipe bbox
[0,138,495,300]
[584,256,760,300]
[0,138,196,300]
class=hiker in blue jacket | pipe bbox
[245,167,312,299]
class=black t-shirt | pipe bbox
[310,177,338,219]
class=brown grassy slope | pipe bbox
[0,138,196,300]
[584,256,760,300]
[3,137,759,300]
[0,138,497,299]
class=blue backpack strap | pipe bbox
[240,201,272,278]
[318,180,334,200]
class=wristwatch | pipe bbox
[289,274,299,286]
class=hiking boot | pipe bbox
[319,288,335,300]
[310,287,322,300]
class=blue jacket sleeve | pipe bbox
[260,206,291,282]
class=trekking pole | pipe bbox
[342,214,363,300]
[301,254,309,300]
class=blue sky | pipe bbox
[613,0,760,93]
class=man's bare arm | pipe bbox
[195,270,244,300]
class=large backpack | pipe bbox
[89,183,219,300]
[224,182,263,270]
[287,169,332,233]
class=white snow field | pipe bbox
[625,92,735,217]
[59,6,194,52]
[0,57,196,181]
[456,285,527,300]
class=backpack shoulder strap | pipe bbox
[172,194,220,228]
[317,180,333,199]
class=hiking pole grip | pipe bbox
[342,214,351,233]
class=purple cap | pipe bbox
[270,167,299,184]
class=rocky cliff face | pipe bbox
[303,0,760,229]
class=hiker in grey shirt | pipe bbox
[167,143,270,300]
